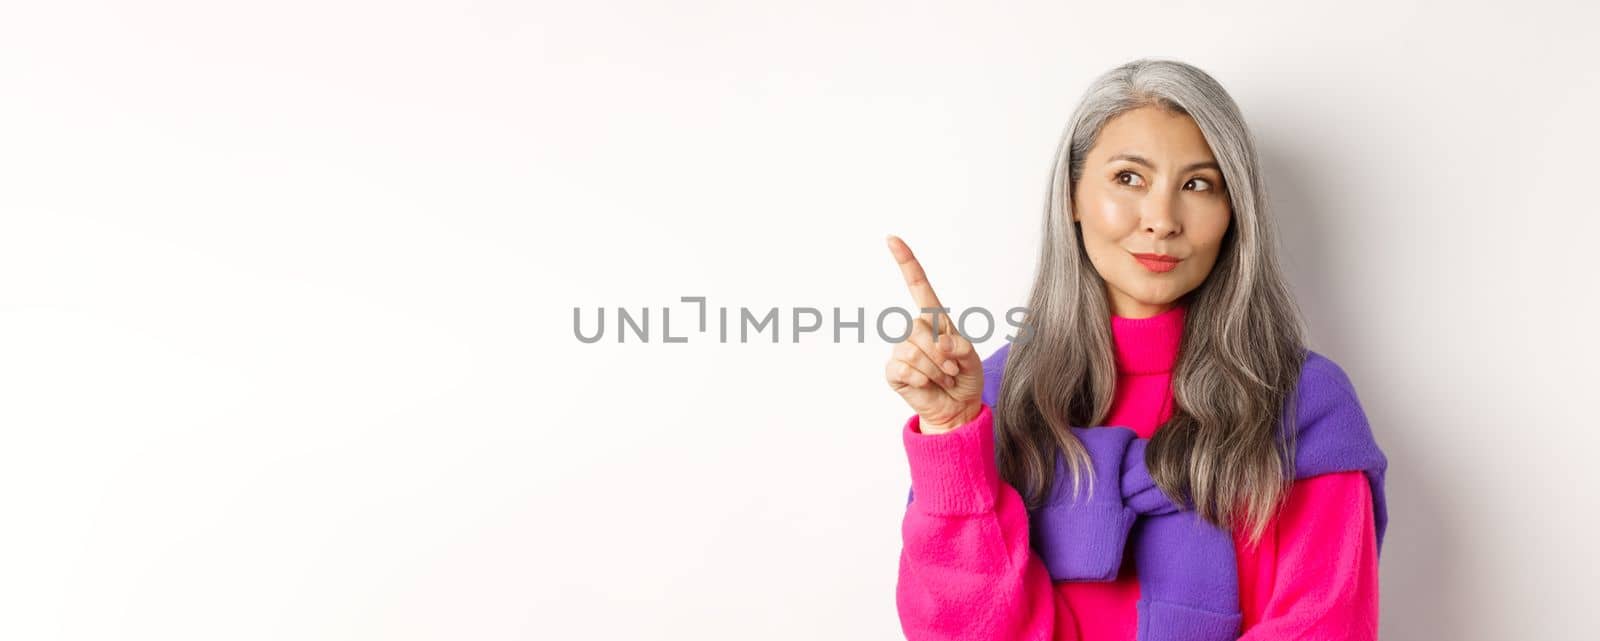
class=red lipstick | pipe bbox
[1132,252,1181,273]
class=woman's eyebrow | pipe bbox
[1108,153,1220,173]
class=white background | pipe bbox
[3,1,1597,639]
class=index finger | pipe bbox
[886,235,956,333]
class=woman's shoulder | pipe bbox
[1299,349,1361,398]
[1289,348,1385,476]
[1295,349,1367,417]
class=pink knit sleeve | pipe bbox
[1238,471,1380,640]
[896,404,1075,641]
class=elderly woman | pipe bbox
[886,58,1387,641]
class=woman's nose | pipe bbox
[1141,195,1182,238]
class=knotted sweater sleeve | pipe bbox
[1033,431,1244,641]
[1029,426,1142,581]
[896,404,1075,641]
[1027,428,1206,582]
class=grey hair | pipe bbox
[995,58,1309,546]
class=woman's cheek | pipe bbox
[1085,192,1139,229]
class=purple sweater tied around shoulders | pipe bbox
[907,341,1388,641]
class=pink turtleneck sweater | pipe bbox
[896,302,1379,640]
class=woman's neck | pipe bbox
[1110,301,1186,375]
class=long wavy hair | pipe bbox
[997,58,1310,546]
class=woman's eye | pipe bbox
[1116,171,1144,187]
[1186,177,1213,191]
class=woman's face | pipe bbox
[1072,105,1233,318]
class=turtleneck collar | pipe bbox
[1110,301,1186,375]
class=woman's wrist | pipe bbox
[921,402,984,435]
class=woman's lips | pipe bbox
[1132,252,1181,273]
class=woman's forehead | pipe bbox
[1090,106,1216,166]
